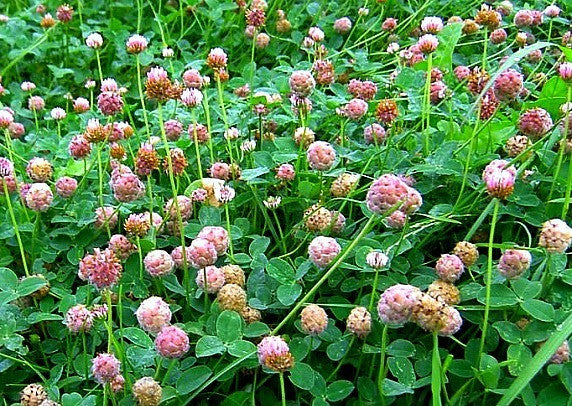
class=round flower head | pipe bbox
[91,353,120,384]
[375,98,399,124]
[64,304,93,333]
[108,234,136,261]
[126,34,148,53]
[155,325,189,358]
[164,195,193,221]
[549,340,570,364]
[188,122,210,143]
[97,91,123,116]
[69,135,92,160]
[366,174,422,214]
[164,119,184,140]
[366,251,389,269]
[182,69,204,88]
[217,283,247,312]
[308,26,324,42]
[197,226,229,255]
[276,163,295,181]
[27,157,53,182]
[430,81,448,104]
[346,306,372,338]
[20,383,48,406]
[255,32,270,48]
[498,249,531,279]
[221,264,245,286]
[8,122,25,139]
[544,5,560,18]
[241,306,262,324]
[417,34,439,53]
[136,296,172,334]
[55,176,77,198]
[111,168,145,203]
[20,81,36,92]
[0,157,14,177]
[168,246,190,269]
[453,241,479,266]
[505,135,532,158]
[518,108,553,139]
[124,213,151,237]
[334,17,352,34]
[181,88,203,108]
[86,32,103,48]
[306,141,336,171]
[94,206,118,229]
[56,3,74,22]
[538,219,572,253]
[435,254,464,282]
[196,266,226,294]
[558,62,572,82]
[206,47,228,69]
[144,250,175,277]
[340,98,368,120]
[493,69,524,102]
[454,66,471,81]
[482,159,517,199]
[312,59,335,85]
[377,284,422,325]
[438,305,463,336]
[188,238,218,268]
[289,70,316,97]
[51,108,66,121]
[427,279,461,306]
[79,248,122,289]
[421,16,443,33]
[74,97,90,113]
[132,377,163,406]
[364,123,386,144]
[257,336,294,372]
[0,110,14,129]
[300,304,328,335]
[308,236,341,269]
[490,28,507,44]
[28,96,45,111]
[330,173,359,198]
[293,126,315,147]
[514,10,533,27]
[25,183,53,212]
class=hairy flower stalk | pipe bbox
[136,54,151,138]
[1,171,29,276]
[271,214,379,335]
[215,75,234,165]
[157,103,190,305]
[478,197,500,369]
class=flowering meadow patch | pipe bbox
[0,0,571,405]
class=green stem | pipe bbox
[106,291,113,353]
[224,204,234,260]
[279,372,286,406]
[432,331,443,406]
[423,53,433,155]
[3,181,29,276]
[136,55,151,138]
[377,324,389,404]
[326,335,355,382]
[216,77,233,164]
[191,111,203,179]
[271,215,378,335]
[497,312,572,406]
[95,49,104,84]
[559,86,572,219]
[477,198,500,368]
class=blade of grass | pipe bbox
[497,312,572,406]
